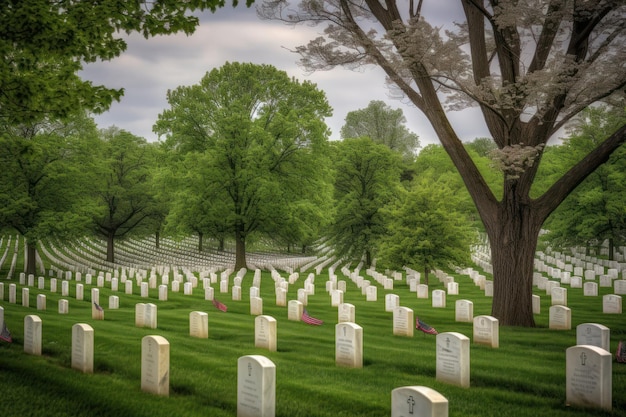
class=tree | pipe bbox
[541,106,626,258]
[0,0,246,124]
[260,1,626,326]
[90,128,157,263]
[328,137,403,267]
[378,171,476,285]
[341,100,420,160]
[154,62,332,270]
[0,113,99,274]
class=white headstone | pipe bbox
[237,355,276,417]
[391,386,448,417]
[365,285,377,301]
[335,322,363,368]
[141,335,170,396]
[436,332,470,388]
[393,307,414,337]
[36,294,46,310]
[551,287,567,306]
[549,305,571,330]
[21,288,29,307]
[250,297,263,316]
[24,315,42,355]
[602,294,622,314]
[386,294,400,312]
[189,311,209,339]
[72,323,94,373]
[254,315,277,352]
[432,290,446,308]
[473,315,499,348]
[566,345,612,411]
[576,323,610,352]
[454,300,473,323]
[58,299,69,314]
[417,284,429,299]
[338,303,356,323]
[583,282,598,296]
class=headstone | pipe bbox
[473,315,499,348]
[391,386,448,417]
[338,303,355,323]
[288,300,303,321]
[125,280,133,295]
[570,276,582,288]
[365,285,377,301]
[22,288,29,307]
[432,290,446,308]
[385,294,400,312]
[393,307,414,337]
[436,332,470,388]
[158,285,168,301]
[111,278,119,292]
[583,282,598,296]
[602,294,622,314]
[331,289,344,307]
[61,280,69,296]
[297,288,308,306]
[549,305,571,330]
[72,323,94,373]
[237,355,276,417]
[614,280,626,295]
[551,287,567,306]
[109,295,119,309]
[76,283,84,301]
[532,294,541,314]
[141,335,170,396]
[484,281,493,297]
[189,311,209,339]
[255,315,277,352]
[250,297,263,316]
[141,282,149,297]
[417,284,429,299]
[205,286,214,301]
[135,303,146,327]
[275,288,287,307]
[36,294,46,310]
[454,300,473,323]
[447,282,459,295]
[144,303,157,329]
[24,315,42,355]
[232,285,242,301]
[566,345,612,411]
[576,323,610,352]
[50,278,57,293]
[58,299,69,314]
[8,283,16,304]
[335,322,363,368]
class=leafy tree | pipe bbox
[378,171,476,285]
[0,113,99,274]
[90,128,157,263]
[0,0,245,124]
[260,1,626,326]
[328,137,403,267]
[541,106,626,258]
[341,100,420,160]
[154,62,332,270]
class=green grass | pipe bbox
[0,268,625,417]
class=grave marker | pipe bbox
[432,290,446,308]
[602,294,622,314]
[583,282,598,296]
[391,386,448,417]
[287,300,303,321]
[566,345,612,411]
[254,315,277,352]
[473,315,499,348]
[393,307,414,337]
[237,355,276,417]
[386,294,400,312]
[141,335,170,396]
[59,299,69,314]
[549,305,571,330]
[189,311,209,339]
[338,303,355,323]
[36,294,46,310]
[24,315,42,355]
[455,300,473,323]
[436,332,470,388]
[335,322,363,368]
[72,323,94,373]
[576,323,610,352]
[250,297,263,316]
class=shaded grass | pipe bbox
[0,268,625,417]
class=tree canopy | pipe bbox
[155,62,332,269]
[0,0,247,124]
[260,0,626,326]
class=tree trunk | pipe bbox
[608,238,614,261]
[423,267,429,286]
[218,238,225,251]
[155,230,160,249]
[234,229,247,270]
[107,234,115,263]
[198,231,203,252]
[26,240,37,276]
[488,205,543,327]
[365,249,372,268]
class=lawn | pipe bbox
[0,266,625,417]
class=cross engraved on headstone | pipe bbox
[580,352,587,366]
[407,395,415,414]
[248,362,252,377]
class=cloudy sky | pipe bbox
[80,3,491,148]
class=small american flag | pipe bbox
[302,309,323,326]
[416,317,438,335]
[94,302,103,312]
[212,298,228,312]
[0,321,12,343]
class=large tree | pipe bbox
[154,62,332,270]
[329,137,403,267]
[0,113,98,274]
[341,100,420,160]
[0,0,246,124]
[90,128,157,263]
[260,0,626,326]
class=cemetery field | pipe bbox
[0,269,625,417]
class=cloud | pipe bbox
[80,4,489,147]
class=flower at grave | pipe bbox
[0,322,12,343]
[212,298,228,312]
[302,309,323,326]
[415,317,438,335]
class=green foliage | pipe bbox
[0,0,245,124]
[155,62,333,266]
[328,137,403,266]
[340,100,420,161]
[377,171,476,280]
[541,106,626,253]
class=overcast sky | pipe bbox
[80,3,492,148]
